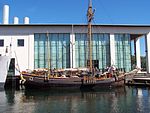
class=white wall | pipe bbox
[1,25,150,34]
[0,34,34,75]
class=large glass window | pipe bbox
[75,34,87,67]
[115,34,131,72]
[93,34,110,69]
[75,33,110,69]
[34,33,70,69]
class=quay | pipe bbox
[125,73,150,87]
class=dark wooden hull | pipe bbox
[94,78,125,89]
[23,76,95,90]
[24,81,96,89]
[22,75,125,90]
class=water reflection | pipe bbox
[136,88,143,113]
[5,89,15,105]
[1,87,150,113]
[22,87,127,113]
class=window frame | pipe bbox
[17,39,24,47]
[0,39,4,47]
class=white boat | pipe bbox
[0,55,10,90]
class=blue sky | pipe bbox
[0,0,149,55]
[1,0,150,24]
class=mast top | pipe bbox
[89,0,92,8]
[87,0,94,23]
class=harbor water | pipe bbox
[0,86,150,113]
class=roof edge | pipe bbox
[0,23,150,27]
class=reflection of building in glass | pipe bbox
[33,32,131,72]
[34,33,70,69]
[115,34,131,72]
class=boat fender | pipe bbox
[20,74,26,85]
[20,79,26,85]
[29,77,34,81]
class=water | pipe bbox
[0,86,150,113]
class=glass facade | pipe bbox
[34,33,131,72]
[75,33,110,69]
[34,33,70,69]
[115,34,131,72]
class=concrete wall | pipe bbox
[0,25,150,34]
[0,34,34,75]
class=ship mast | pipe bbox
[87,0,94,72]
[47,33,51,79]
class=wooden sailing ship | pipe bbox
[20,0,130,89]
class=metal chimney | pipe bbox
[24,17,29,24]
[3,5,9,24]
[13,17,19,24]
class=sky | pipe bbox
[1,0,150,24]
[0,0,149,56]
